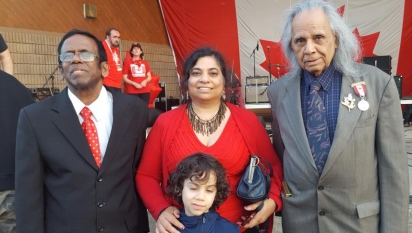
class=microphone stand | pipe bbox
[229,74,240,106]
[229,61,238,106]
[267,46,272,85]
[249,42,259,78]
[249,42,259,103]
[42,65,59,96]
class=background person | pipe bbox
[123,43,152,103]
[102,28,122,91]
[15,29,149,233]
[0,70,33,233]
[268,1,409,232]
[136,47,283,233]
[0,33,13,75]
[167,153,240,233]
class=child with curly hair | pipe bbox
[167,153,240,233]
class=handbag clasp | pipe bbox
[247,156,260,183]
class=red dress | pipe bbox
[168,114,250,224]
[136,103,283,232]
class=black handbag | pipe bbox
[237,155,273,233]
[237,155,273,203]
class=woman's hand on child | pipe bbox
[156,206,184,233]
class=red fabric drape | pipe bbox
[397,0,412,96]
[159,0,240,80]
[160,0,412,97]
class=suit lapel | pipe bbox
[282,76,318,177]
[52,88,99,170]
[99,91,133,173]
[321,73,363,177]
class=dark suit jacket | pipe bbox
[0,70,33,191]
[15,87,149,233]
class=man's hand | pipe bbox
[155,206,184,233]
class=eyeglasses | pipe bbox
[59,52,99,63]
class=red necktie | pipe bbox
[80,107,101,168]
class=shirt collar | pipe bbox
[303,64,336,93]
[68,86,109,122]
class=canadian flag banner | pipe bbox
[159,0,412,96]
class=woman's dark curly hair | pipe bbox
[167,153,230,208]
[181,47,228,86]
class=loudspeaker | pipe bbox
[393,75,402,99]
[28,88,60,102]
[362,56,392,75]
[245,85,269,103]
[246,76,269,85]
[148,108,162,127]
[155,82,166,112]
[166,97,180,111]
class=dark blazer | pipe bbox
[15,87,149,233]
[268,63,409,233]
[0,70,33,191]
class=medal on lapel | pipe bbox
[341,93,356,112]
[351,81,369,111]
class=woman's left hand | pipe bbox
[141,80,147,87]
[238,198,277,229]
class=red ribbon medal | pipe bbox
[351,81,369,111]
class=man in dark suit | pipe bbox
[15,29,149,233]
[0,70,33,233]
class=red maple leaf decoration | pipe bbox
[259,5,380,74]
[259,39,288,78]
[353,28,380,60]
[337,5,345,17]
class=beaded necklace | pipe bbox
[187,102,227,136]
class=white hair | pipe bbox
[281,0,361,77]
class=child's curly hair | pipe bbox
[167,153,230,208]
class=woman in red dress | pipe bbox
[136,47,283,233]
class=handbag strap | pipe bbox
[251,155,273,177]
[250,155,273,233]
[251,155,273,202]
[254,201,270,233]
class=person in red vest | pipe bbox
[102,28,122,91]
[122,43,152,103]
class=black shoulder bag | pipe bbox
[237,155,273,233]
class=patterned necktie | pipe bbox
[80,107,101,168]
[306,81,330,175]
